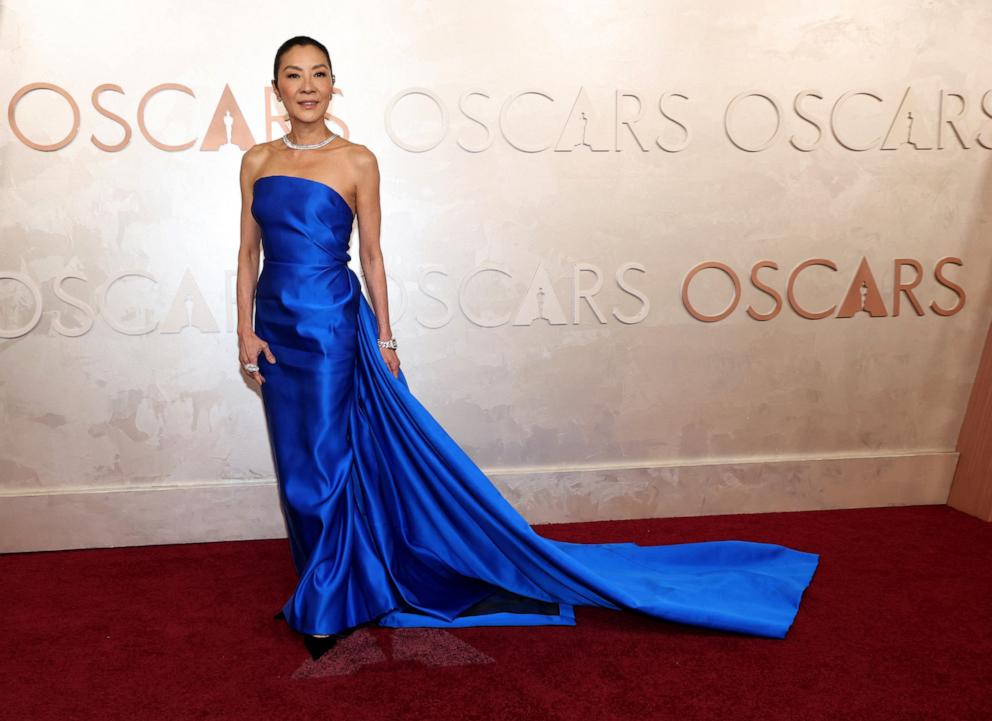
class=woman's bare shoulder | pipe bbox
[241,140,280,181]
[247,138,282,157]
[343,141,378,171]
[323,140,374,185]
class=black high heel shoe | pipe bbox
[301,625,358,661]
[273,610,285,621]
[303,633,339,661]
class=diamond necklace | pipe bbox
[282,131,339,150]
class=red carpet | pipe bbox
[1,504,989,721]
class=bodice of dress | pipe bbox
[251,174,355,266]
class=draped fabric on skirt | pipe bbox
[251,174,819,639]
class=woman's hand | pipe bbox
[380,347,400,379]
[239,329,276,385]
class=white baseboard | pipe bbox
[0,450,957,553]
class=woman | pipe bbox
[236,35,819,661]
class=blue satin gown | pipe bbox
[251,174,820,639]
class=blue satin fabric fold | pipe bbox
[251,174,819,639]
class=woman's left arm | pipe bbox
[354,145,400,378]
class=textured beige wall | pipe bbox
[1,0,991,551]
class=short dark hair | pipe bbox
[272,35,333,85]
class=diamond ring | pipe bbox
[243,363,260,373]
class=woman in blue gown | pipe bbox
[236,37,819,660]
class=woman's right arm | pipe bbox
[236,147,275,385]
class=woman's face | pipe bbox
[273,44,333,122]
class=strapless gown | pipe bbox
[250,174,819,639]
